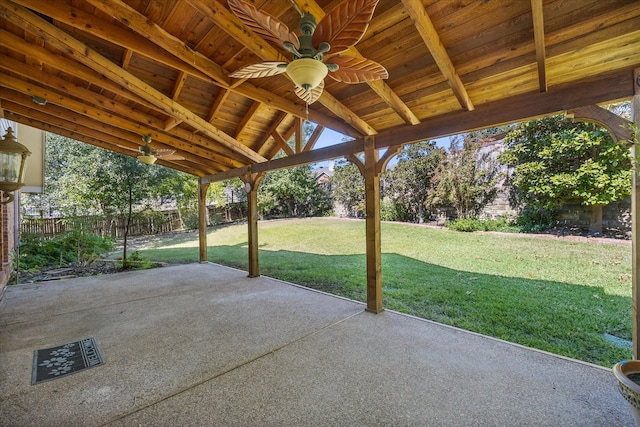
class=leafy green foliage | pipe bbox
[330,160,365,217]
[258,166,331,217]
[17,230,113,272]
[382,141,446,222]
[500,115,632,232]
[428,136,501,218]
[446,216,518,232]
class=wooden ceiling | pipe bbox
[0,0,639,178]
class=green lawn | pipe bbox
[136,217,632,367]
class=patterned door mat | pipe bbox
[32,337,104,385]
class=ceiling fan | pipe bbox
[138,135,185,165]
[228,0,388,104]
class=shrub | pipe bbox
[446,216,519,233]
[17,230,113,272]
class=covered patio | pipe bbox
[0,263,632,426]
[1,1,640,424]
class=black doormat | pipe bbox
[32,337,104,385]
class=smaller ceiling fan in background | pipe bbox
[138,135,184,165]
[228,0,388,104]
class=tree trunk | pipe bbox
[588,204,603,236]
[123,186,133,267]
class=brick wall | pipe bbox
[0,200,15,296]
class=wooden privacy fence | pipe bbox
[21,210,184,238]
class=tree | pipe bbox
[382,141,445,223]
[428,135,501,219]
[500,115,632,234]
[331,159,365,217]
[258,166,331,218]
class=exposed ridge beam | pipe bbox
[401,0,474,111]
[188,0,375,136]
[297,0,420,125]
[531,0,547,92]
[0,0,266,163]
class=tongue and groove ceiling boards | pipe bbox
[0,0,638,177]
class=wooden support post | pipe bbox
[198,178,210,263]
[243,172,264,278]
[363,136,383,313]
[632,68,640,358]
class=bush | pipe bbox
[446,216,519,233]
[17,230,113,272]
[516,207,557,233]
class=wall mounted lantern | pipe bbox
[0,127,31,204]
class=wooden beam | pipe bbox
[271,131,294,157]
[255,112,288,153]
[294,118,302,153]
[531,0,547,92]
[303,125,325,152]
[201,138,365,184]
[243,173,264,278]
[0,1,266,164]
[206,88,230,123]
[363,136,383,313]
[566,105,632,143]
[170,71,188,100]
[373,70,634,150]
[198,178,210,263]
[401,0,474,111]
[235,101,261,139]
[121,48,133,70]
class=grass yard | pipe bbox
[136,217,632,367]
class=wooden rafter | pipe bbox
[0,0,266,164]
[531,0,547,92]
[401,0,474,112]
[303,125,324,152]
[235,102,261,139]
[206,88,231,123]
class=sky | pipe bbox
[310,125,452,168]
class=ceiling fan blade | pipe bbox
[229,62,288,79]
[228,0,300,50]
[313,0,380,56]
[294,80,324,104]
[327,55,388,83]
[158,153,185,161]
[152,148,177,157]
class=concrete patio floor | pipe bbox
[0,263,633,426]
